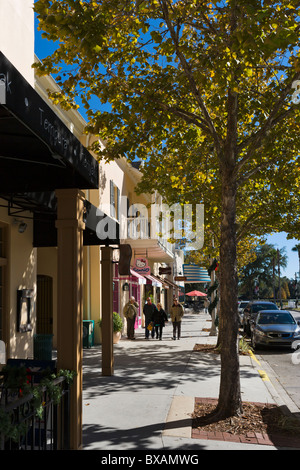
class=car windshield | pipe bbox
[252,303,278,313]
[240,302,248,308]
[257,312,296,325]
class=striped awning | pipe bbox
[182,264,211,283]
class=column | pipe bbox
[55,188,85,450]
[101,246,114,376]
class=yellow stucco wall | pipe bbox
[0,205,37,359]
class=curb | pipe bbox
[163,396,194,438]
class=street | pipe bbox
[254,310,300,411]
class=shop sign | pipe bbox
[132,257,150,275]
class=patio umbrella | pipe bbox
[186,290,207,297]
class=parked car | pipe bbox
[251,310,300,350]
[242,301,279,336]
[238,301,249,326]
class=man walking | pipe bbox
[123,296,138,340]
[170,298,184,340]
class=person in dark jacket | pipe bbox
[153,303,168,340]
[143,297,157,339]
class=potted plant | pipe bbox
[98,312,123,344]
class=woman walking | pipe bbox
[153,303,168,340]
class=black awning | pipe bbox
[0,51,99,192]
[32,198,120,247]
[84,201,120,246]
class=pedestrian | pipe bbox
[143,297,157,339]
[153,303,168,340]
[204,297,210,314]
[170,298,184,340]
[123,296,138,340]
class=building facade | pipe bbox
[0,0,182,450]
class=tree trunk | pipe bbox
[213,88,243,419]
[214,163,243,419]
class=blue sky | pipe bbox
[265,233,299,280]
[34,20,300,281]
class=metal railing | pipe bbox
[0,375,70,450]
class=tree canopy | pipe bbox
[34,0,300,419]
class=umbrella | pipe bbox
[186,290,207,297]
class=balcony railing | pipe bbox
[0,369,70,450]
[126,217,174,255]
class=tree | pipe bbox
[34,0,300,420]
[238,243,287,299]
[292,243,300,277]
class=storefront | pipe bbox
[0,50,120,449]
[113,263,146,329]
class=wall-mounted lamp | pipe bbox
[13,219,28,233]
[122,282,130,292]
[18,222,27,233]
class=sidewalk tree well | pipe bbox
[34,0,300,420]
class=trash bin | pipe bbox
[83,320,94,348]
[33,334,53,361]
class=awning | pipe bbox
[156,276,169,289]
[32,198,120,247]
[150,273,166,288]
[183,264,211,283]
[0,52,98,192]
[162,278,178,289]
[130,269,146,285]
[144,274,162,287]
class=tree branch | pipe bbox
[159,0,222,154]
[236,72,300,176]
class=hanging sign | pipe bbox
[132,257,151,275]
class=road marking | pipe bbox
[258,370,270,381]
[248,349,261,366]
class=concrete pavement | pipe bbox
[82,310,300,451]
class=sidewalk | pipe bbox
[82,310,300,451]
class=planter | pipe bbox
[113,331,122,344]
[97,312,123,344]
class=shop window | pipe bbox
[17,289,33,333]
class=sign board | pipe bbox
[174,276,187,281]
[159,267,172,275]
[132,257,151,275]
